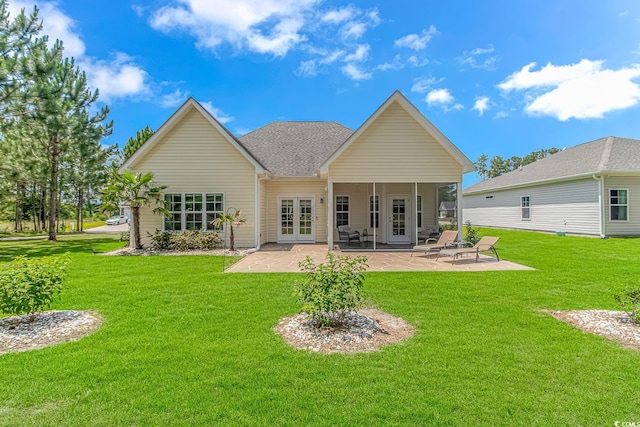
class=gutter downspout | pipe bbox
[592,174,605,238]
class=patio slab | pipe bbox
[225,244,534,273]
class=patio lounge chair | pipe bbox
[338,225,360,245]
[410,229,459,257]
[436,236,500,263]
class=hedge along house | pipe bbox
[462,137,640,237]
[121,90,475,250]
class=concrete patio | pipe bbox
[225,244,533,273]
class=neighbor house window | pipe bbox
[610,189,628,221]
[336,196,349,227]
[417,195,423,229]
[163,193,224,231]
[369,195,379,228]
[521,196,531,220]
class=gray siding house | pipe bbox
[462,137,640,237]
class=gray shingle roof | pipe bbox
[239,122,353,177]
[464,136,640,194]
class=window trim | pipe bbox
[162,192,225,232]
[369,194,380,229]
[416,194,423,230]
[609,188,629,222]
[521,195,531,221]
[335,195,350,227]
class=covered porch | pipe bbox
[327,182,462,251]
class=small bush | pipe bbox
[148,229,174,250]
[440,218,457,232]
[614,287,640,323]
[0,254,71,316]
[464,220,480,245]
[120,231,130,243]
[294,253,368,326]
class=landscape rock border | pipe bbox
[274,307,416,354]
[0,310,103,356]
[545,309,640,350]
[101,247,248,257]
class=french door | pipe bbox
[277,197,315,243]
[387,195,411,243]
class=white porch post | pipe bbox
[456,182,463,241]
[327,181,334,250]
[373,181,376,251]
[414,182,418,245]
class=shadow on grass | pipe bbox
[0,235,123,261]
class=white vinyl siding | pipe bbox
[463,178,600,235]
[130,107,256,248]
[329,101,463,183]
[604,177,640,236]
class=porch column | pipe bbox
[456,182,463,241]
[327,181,334,250]
[373,182,376,251]
[414,182,418,245]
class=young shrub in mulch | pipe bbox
[147,229,221,251]
[615,286,640,323]
[0,254,71,317]
[464,220,481,245]
[294,253,368,326]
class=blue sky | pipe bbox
[7,0,640,186]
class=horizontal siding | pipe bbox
[463,178,600,235]
[130,107,256,248]
[265,180,327,243]
[604,176,640,236]
[329,101,463,183]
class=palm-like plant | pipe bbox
[212,208,246,251]
[102,167,168,249]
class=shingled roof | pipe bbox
[464,136,640,194]
[239,121,353,177]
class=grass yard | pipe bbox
[1,230,639,425]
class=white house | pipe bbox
[121,91,475,249]
[462,137,640,237]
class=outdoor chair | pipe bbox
[337,225,360,245]
[436,236,500,263]
[417,224,440,243]
[411,229,459,257]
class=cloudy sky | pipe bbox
[7,0,640,185]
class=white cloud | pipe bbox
[295,59,319,77]
[150,0,319,57]
[394,25,438,51]
[493,111,509,119]
[411,76,444,93]
[620,11,629,16]
[375,55,404,71]
[407,55,429,67]
[159,89,188,108]
[200,102,234,124]
[472,96,491,115]
[498,59,640,120]
[344,44,370,62]
[132,5,145,17]
[460,44,496,70]
[341,63,372,81]
[425,88,463,111]
[81,54,149,102]
[321,6,356,24]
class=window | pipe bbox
[163,193,224,231]
[369,195,379,228]
[610,189,628,221]
[336,196,349,227]
[416,195,423,229]
[521,196,531,220]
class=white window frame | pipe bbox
[369,195,380,229]
[521,195,531,220]
[416,195,423,230]
[163,192,225,232]
[609,188,629,222]
[336,195,350,227]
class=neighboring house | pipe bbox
[121,91,475,249]
[438,201,457,218]
[119,204,131,221]
[462,136,640,237]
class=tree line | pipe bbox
[474,148,561,180]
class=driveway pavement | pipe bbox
[225,243,533,273]
[85,223,129,234]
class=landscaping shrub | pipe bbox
[294,253,368,326]
[614,286,640,323]
[464,220,481,245]
[120,231,130,243]
[149,229,221,251]
[148,230,173,250]
[0,254,71,316]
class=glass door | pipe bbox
[387,196,410,243]
[277,197,315,243]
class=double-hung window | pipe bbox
[610,189,628,221]
[336,196,349,227]
[521,196,531,220]
[164,193,224,231]
[416,195,423,229]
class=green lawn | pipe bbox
[1,231,639,426]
